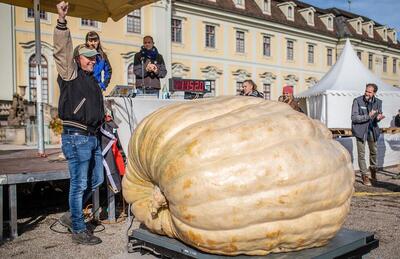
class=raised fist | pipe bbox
[56,1,68,21]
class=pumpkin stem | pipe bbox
[150,185,167,218]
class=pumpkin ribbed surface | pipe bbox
[122,96,354,256]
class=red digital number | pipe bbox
[173,79,205,92]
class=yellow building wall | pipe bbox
[11,4,400,108]
[14,6,153,105]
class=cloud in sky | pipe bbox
[302,0,400,32]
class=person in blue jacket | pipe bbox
[85,31,112,91]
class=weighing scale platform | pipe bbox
[128,226,378,258]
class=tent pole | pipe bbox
[34,0,45,155]
[324,94,328,127]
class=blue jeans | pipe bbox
[61,133,104,233]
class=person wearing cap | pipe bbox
[278,86,303,113]
[239,80,264,98]
[133,35,167,97]
[53,1,104,245]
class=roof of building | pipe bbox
[175,0,400,50]
[298,38,400,97]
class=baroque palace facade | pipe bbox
[1,0,400,106]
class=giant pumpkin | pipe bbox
[122,96,354,256]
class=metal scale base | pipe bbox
[128,226,378,259]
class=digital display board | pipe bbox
[169,79,212,93]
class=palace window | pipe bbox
[368,53,373,70]
[236,81,243,95]
[29,54,48,104]
[263,83,271,100]
[127,9,141,33]
[236,31,245,53]
[81,19,98,28]
[357,51,362,61]
[27,8,47,20]
[327,48,333,66]
[172,19,182,43]
[287,40,294,60]
[205,25,216,48]
[263,36,271,56]
[288,6,294,19]
[308,45,314,64]
[383,56,387,72]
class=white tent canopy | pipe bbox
[297,38,400,128]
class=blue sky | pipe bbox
[302,0,400,32]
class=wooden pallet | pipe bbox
[381,127,400,134]
[330,128,352,137]
[330,127,400,138]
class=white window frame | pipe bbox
[236,31,245,53]
[307,45,314,64]
[126,9,142,34]
[263,35,271,57]
[287,40,294,61]
[368,53,373,70]
[205,24,216,48]
[25,8,51,24]
[328,17,333,30]
[263,83,271,100]
[172,18,183,43]
[80,18,101,31]
[327,48,333,66]
[234,0,245,9]
[288,6,294,20]
[263,0,271,14]
[383,56,387,72]
[357,51,362,61]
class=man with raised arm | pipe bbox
[54,1,104,245]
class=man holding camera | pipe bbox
[351,83,385,186]
[133,36,167,97]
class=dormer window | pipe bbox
[288,6,293,19]
[234,0,245,9]
[328,17,333,28]
[299,7,315,26]
[263,0,271,14]
[277,2,297,22]
[376,26,388,41]
[348,17,364,35]
[319,13,335,31]
[362,21,375,38]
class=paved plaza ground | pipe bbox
[0,166,399,259]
